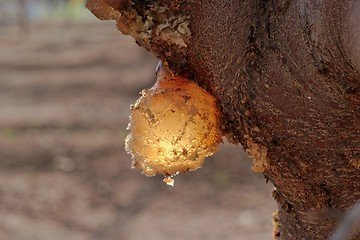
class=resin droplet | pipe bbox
[163,176,175,186]
[125,66,221,178]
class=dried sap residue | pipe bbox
[125,69,221,179]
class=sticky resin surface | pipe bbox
[125,67,221,185]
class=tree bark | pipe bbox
[86,0,360,239]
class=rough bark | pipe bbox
[86,0,360,239]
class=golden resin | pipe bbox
[125,67,221,182]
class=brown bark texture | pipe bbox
[86,0,360,239]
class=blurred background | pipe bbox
[0,1,276,239]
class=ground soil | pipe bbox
[0,20,276,240]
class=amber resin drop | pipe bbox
[125,67,221,180]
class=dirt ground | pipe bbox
[0,20,276,240]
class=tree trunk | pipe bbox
[86,0,360,239]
